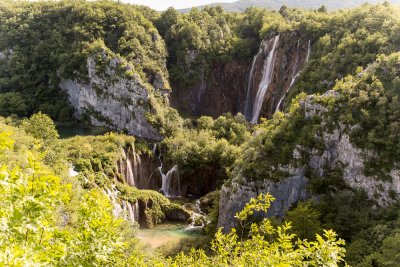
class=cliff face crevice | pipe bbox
[59,50,166,140]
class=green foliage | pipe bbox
[0,0,168,120]
[62,133,135,184]
[0,128,128,266]
[285,201,323,240]
[160,6,261,89]
[163,114,249,184]
[21,112,59,146]
[169,194,347,266]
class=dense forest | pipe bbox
[2,0,400,266]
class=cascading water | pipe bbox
[275,40,301,114]
[305,39,311,63]
[160,165,180,197]
[126,157,135,187]
[153,143,180,197]
[274,39,312,114]
[105,187,124,218]
[186,200,208,230]
[244,47,262,119]
[118,144,144,188]
[122,200,140,223]
[250,35,280,124]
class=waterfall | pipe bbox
[153,143,180,197]
[105,187,124,218]
[186,199,208,230]
[121,200,139,223]
[160,165,180,197]
[118,144,143,187]
[244,47,262,119]
[131,150,141,187]
[250,35,280,124]
[306,40,311,63]
[274,40,301,114]
[134,201,139,221]
[125,157,135,187]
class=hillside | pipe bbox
[3,0,400,266]
[180,0,400,12]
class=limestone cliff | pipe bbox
[170,31,310,123]
[218,90,400,231]
[170,59,251,117]
[59,49,168,140]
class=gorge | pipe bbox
[2,1,400,266]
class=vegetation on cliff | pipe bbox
[3,0,400,265]
[0,0,168,120]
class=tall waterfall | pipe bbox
[275,40,301,114]
[250,35,280,124]
[274,39,311,114]
[305,39,311,63]
[244,47,262,119]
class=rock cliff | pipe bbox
[59,49,168,140]
[170,32,310,123]
[218,90,400,231]
[170,59,251,117]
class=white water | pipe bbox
[153,144,180,197]
[120,145,143,187]
[68,166,79,177]
[186,199,208,230]
[126,157,135,187]
[306,39,311,63]
[244,47,263,119]
[105,188,122,218]
[160,165,180,197]
[250,35,280,124]
[274,40,301,114]
[122,200,139,223]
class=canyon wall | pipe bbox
[59,50,168,140]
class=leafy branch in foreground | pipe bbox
[169,193,348,266]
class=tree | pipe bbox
[169,194,347,266]
[285,201,323,240]
[317,5,328,13]
[21,112,59,146]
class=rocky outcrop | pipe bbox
[218,172,308,232]
[218,91,400,231]
[302,92,400,206]
[59,50,167,140]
